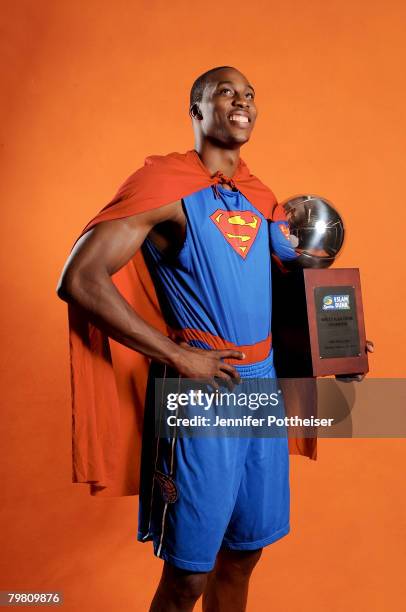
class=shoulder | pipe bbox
[144,150,190,168]
[114,150,194,198]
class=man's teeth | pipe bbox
[229,115,249,123]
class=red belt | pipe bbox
[169,327,272,365]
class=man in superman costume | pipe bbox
[57,66,320,611]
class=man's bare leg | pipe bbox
[149,561,209,612]
[202,548,263,612]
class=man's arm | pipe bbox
[56,202,243,386]
[268,199,298,263]
[269,220,299,262]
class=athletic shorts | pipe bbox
[137,348,290,572]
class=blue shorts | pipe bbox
[137,348,290,572]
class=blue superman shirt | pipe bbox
[142,184,296,355]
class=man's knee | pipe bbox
[161,561,208,603]
[215,547,263,579]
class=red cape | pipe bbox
[68,149,317,497]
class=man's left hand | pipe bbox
[334,340,375,382]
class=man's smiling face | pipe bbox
[193,68,257,147]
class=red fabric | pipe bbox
[68,149,316,497]
[169,328,273,366]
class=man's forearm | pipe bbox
[60,269,182,367]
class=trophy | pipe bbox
[271,195,369,377]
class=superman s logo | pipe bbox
[209,209,262,259]
[278,223,290,239]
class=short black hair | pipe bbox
[189,66,239,110]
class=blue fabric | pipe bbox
[138,185,292,571]
[142,184,295,345]
[270,220,298,261]
[137,352,290,572]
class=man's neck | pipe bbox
[194,141,241,179]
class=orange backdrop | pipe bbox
[1,1,405,610]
